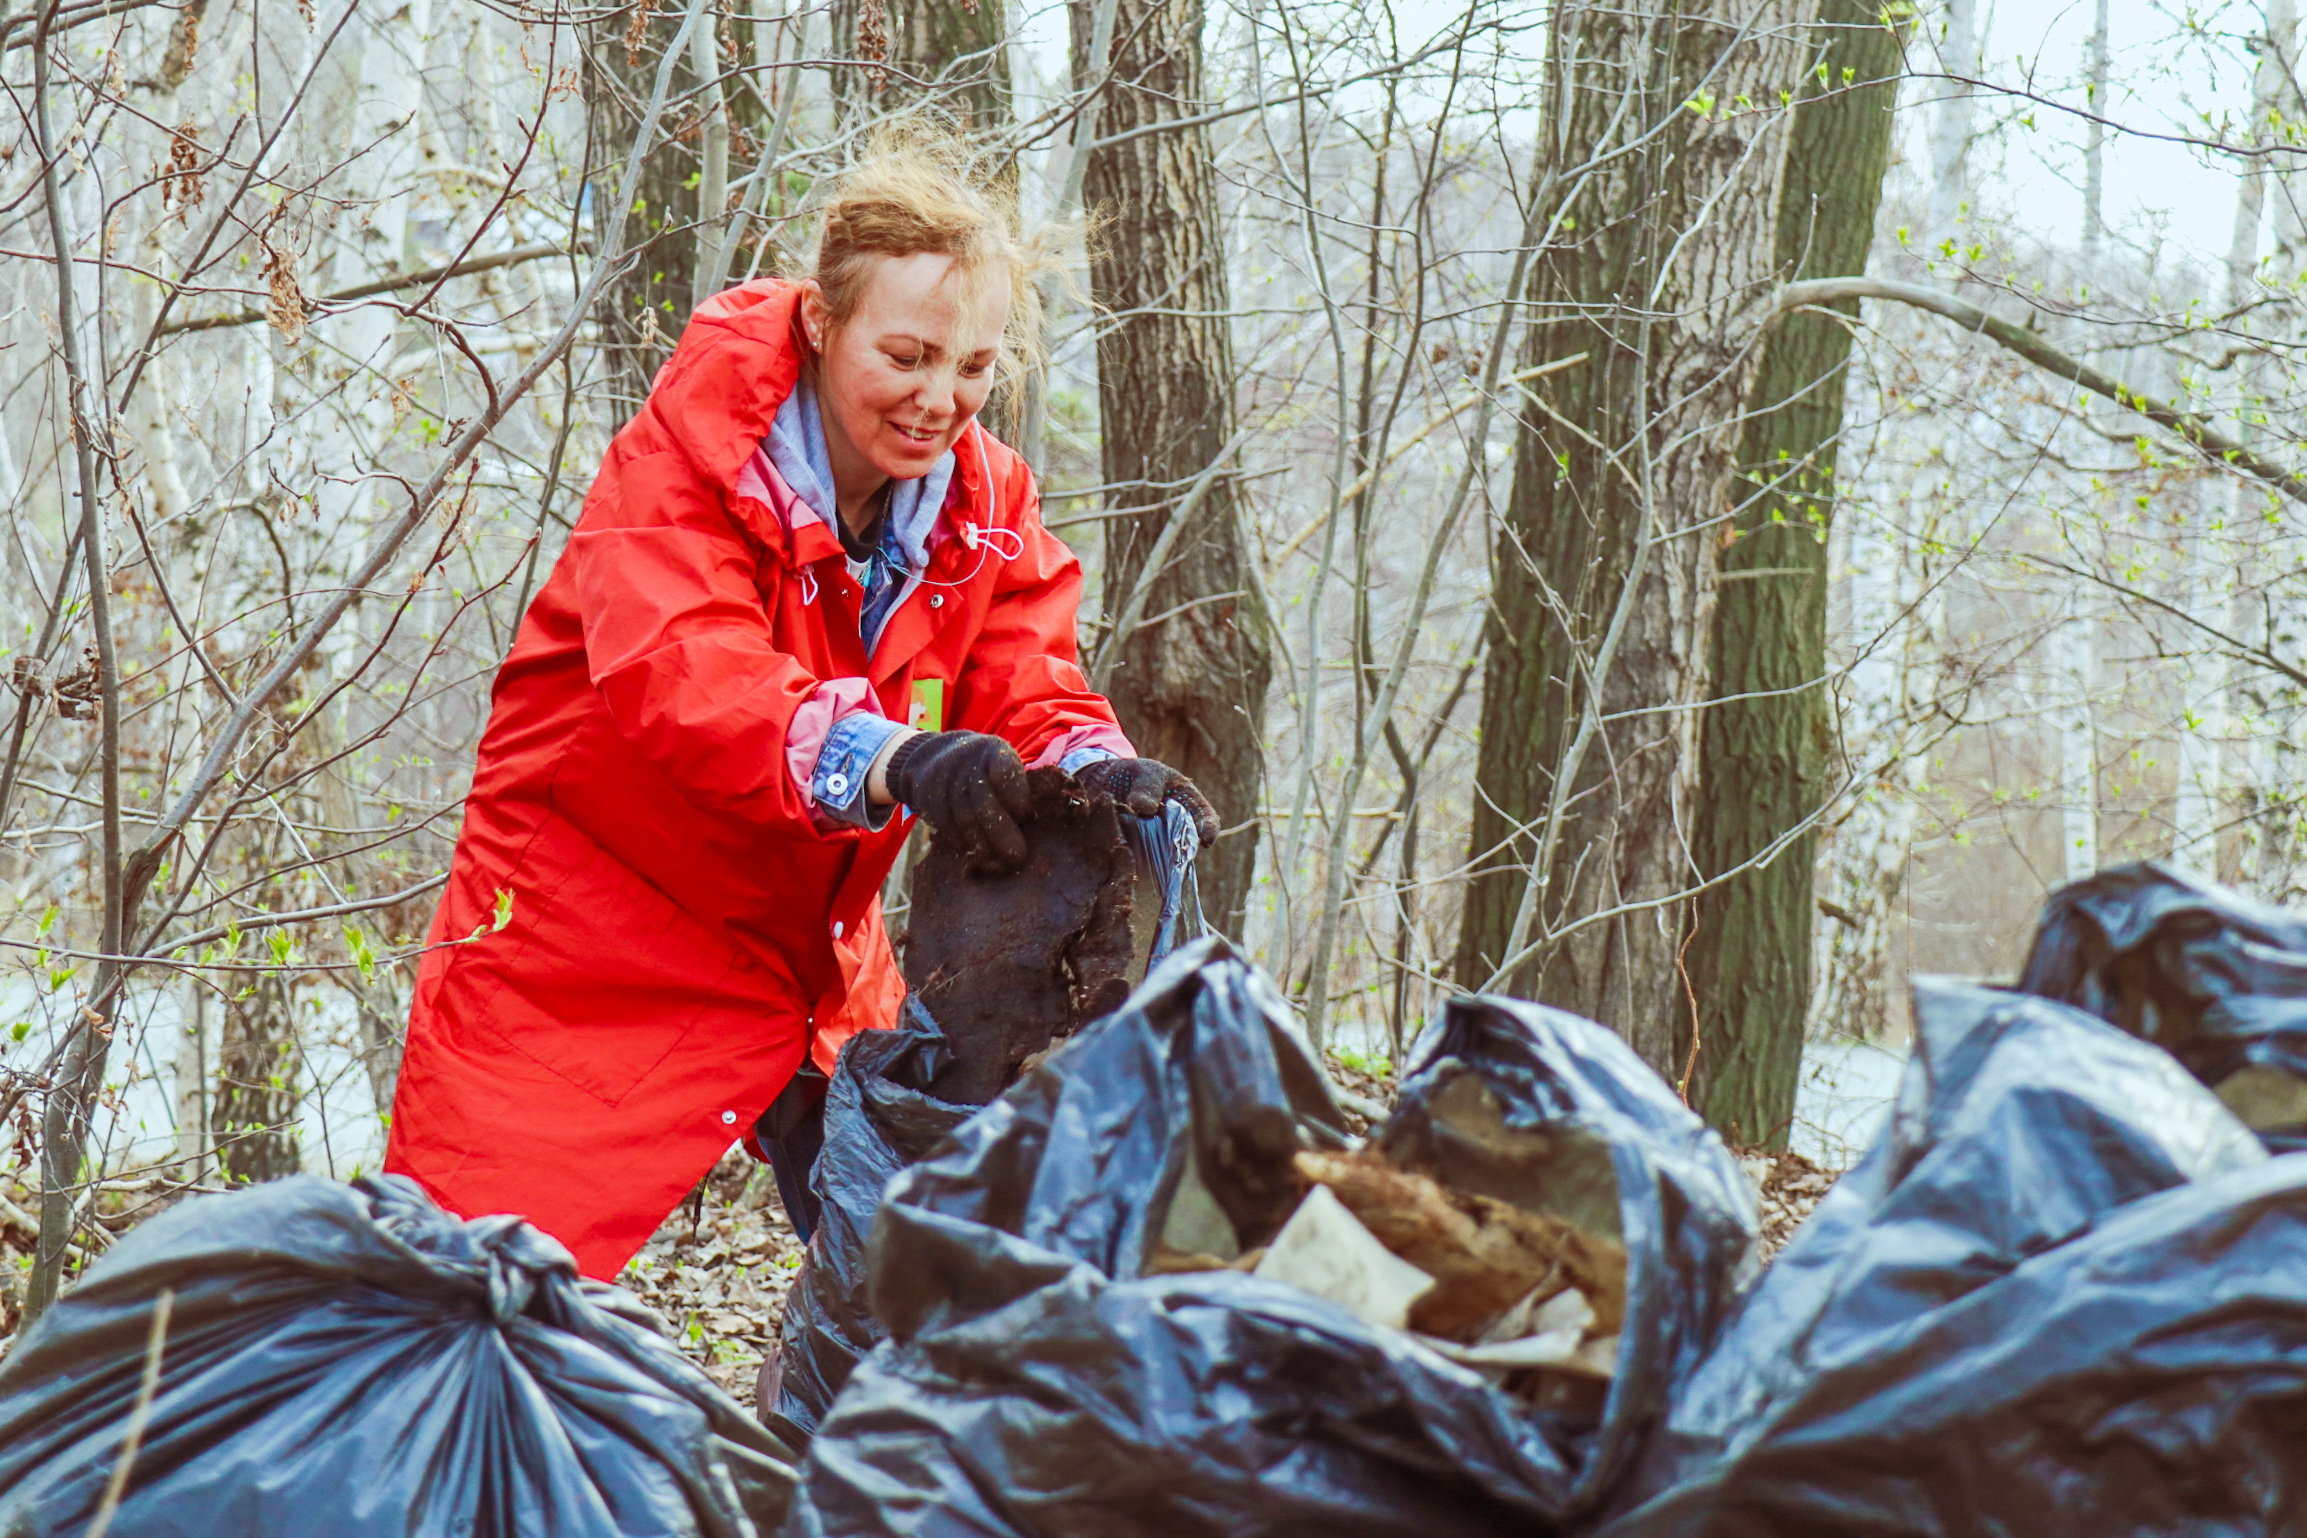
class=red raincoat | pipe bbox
[383,280,1129,1277]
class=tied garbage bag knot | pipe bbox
[779,941,1757,1538]
[0,1173,797,1538]
[366,1178,576,1325]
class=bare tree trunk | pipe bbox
[591,20,705,425]
[1455,0,1801,1071]
[2191,0,2301,874]
[1078,0,1270,938]
[1684,0,1904,1144]
[213,975,305,1184]
[1924,0,1976,255]
[2080,0,2111,264]
[896,0,1009,125]
[28,6,127,1324]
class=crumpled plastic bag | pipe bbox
[767,1000,974,1442]
[770,803,1207,1441]
[1606,977,2284,1536]
[780,939,1756,1537]
[0,1173,795,1537]
[2019,860,2307,1146]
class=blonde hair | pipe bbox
[810,125,1054,391]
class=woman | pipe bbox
[384,140,1216,1279]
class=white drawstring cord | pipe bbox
[797,429,1020,599]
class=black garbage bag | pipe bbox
[1607,978,2280,1536]
[1606,1156,2307,1536]
[768,802,1208,1439]
[0,1173,795,1537]
[781,940,1756,1537]
[2018,860,2307,1145]
[767,1000,974,1441]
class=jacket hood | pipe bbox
[643,279,1006,541]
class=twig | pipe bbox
[123,0,707,942]
[1088,429,1251,691]
[85,1289,173,1538]
[1778,276,2307,506]
[0,0,166,50]
[1263,353,1590,574]
[112,0,365,418]
[155,241,592,336]
[1301,141,1563,1046]
[164,872,452,952]
[2033,555,2307,691]
[30,0,127,1328]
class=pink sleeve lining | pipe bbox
[1030,723,1136,768]
[786,678,884,806]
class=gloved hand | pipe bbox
[1070,757,1220,849]
[882,730,1034,873]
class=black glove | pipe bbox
[1071,757,1219,848]
[883,730,1034,873]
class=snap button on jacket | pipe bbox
[383,280,1125,1277]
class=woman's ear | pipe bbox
[797,280,829,352]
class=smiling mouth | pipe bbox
[891,422,940,445]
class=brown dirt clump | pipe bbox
[902,766,1137,1104]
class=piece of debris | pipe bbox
[1733,1145,1838,1264]
[1251,1182,1436,1329]
[1411,1286,1617,1380]
[903,766,1137,1104]
[1295,1146,1627,1341]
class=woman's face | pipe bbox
[803,253,1009,493]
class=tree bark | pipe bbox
[591,17,707,425]
[1078,0,1269,938]
[830,0,1009,126]
[896,0,1009,126]
[1683,0,1903,1144]
[1455,0,1801,1071]
[213,974,305,1184]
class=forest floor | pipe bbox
[625,1150,808,1401]
[1733,1147,1840,1264]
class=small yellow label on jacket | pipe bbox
[909,678,945,733]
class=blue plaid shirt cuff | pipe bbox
[1058,746,1119,776]
[813,714,908,830]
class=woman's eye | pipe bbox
[961,363,989,379]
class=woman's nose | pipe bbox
[913,366,959,419]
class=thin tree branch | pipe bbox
[83,1289,173,1538]
[1088,429,1251,692]
[29,0,128,1326]
[155,240,590,336]
[1779,275,2307,505]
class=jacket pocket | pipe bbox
[440,808,744,1108]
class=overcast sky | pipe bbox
[1952,0,2261,272]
